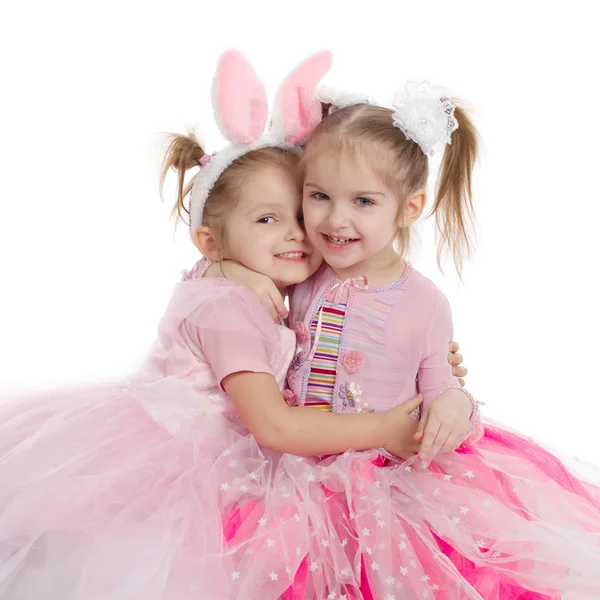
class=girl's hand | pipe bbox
[380,393,424,460]
[448,341,467,386]
[414,389,472,467]
[204,260,287,322]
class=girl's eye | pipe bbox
[355,197,374,207]
[297,212,305,225]
[311,192,329,201]
[258,216,276,224]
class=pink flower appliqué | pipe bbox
[282,389,298,406]
[342,350,365,374]
[294,321,310,344]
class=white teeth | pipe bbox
[276,252,304,259]
[327,235,354,244]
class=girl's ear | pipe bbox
[194,226,221,260]
[398,189,427,227]
[270,51,333,145]
[212,50,269,145]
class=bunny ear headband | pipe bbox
[189,50,332,235]
[317,80,459,158]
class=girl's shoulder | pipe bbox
[403,267,449,303]
[159,269,279,340]
[178,259,268,307]
[346,264,449,307]
[385,267,452,325]
[181,278,275,324]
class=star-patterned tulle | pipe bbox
[1,272,600,599]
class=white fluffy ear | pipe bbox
[270,51,333,145]
[212,50,269,144]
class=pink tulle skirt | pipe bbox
[1,386,600,599]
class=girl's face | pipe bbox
[302,151,401,278]
[224,165,322,290]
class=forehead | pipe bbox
[239,164,302,213]
[303,146,391,194]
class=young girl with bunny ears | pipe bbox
[0,51,470,599]
[207,81,600,597]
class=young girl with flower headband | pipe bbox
[205,80,600,597]
[0,50,473,599]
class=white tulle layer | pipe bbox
[1,385,600,599]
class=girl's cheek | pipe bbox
[301,208,317,228]
[304,223,319,241]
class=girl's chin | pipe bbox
[273,276,309,289]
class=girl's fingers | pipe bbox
[452,365,467,378]
[268,289,289,320]
[443,431,463,453]
[427,426,452,463]
[413,408,429,440]
[449,352,463,366]
[418,417,442,465]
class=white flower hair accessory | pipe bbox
[392,80,458,157]
[188,49,332,236]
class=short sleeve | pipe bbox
[418,294,462,407]
[185,283,280,386]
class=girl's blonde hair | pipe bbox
[302,103,480,275]
[159,131,301,255]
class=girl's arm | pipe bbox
[223,371,423,458]
[189,284,422,458]
[414,295,482,466]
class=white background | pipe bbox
[1,1,599,463]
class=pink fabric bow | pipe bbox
[198,154,213,167]
[330,275,368,305]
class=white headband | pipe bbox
[189,50,332,236]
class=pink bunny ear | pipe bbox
[270,50,333,145]
[212,50,268,144]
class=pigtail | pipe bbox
[431,104,481,276]
[159,131,206,227]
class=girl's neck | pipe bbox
[330,248,406,289]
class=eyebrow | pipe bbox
[304,182,386,197]
[245,202,284,216]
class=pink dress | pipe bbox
[0,271,296,599]
[282,263,600,599]
[1,262,600,600]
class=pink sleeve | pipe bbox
[187,285,279,386]
[418,295,462,407]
